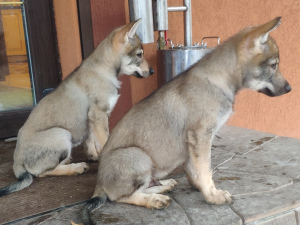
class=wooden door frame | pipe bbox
[0,0,61,138]
[0,12,9,81]
[77,0,94,59]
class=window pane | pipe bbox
[0,0,35,112]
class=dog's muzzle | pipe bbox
[259,87,276,97]
[149,68,155,75]
[133,68,155,79]
[259,82,292,97]
[134,71,144,79]
[284,83,292,93]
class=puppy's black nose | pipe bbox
[284,83,292,93]
[149,68,154,75]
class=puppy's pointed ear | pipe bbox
[244,17,281,49]
[127,19,141,39]
[114,19,141,47]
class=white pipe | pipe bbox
[184,0,192,46]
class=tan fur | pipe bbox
[117,179,176,209]
[38,163,89,177]
[118,192,172,209]
[2,20,153,194]
[90,17,291,210]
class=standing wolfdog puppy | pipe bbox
[82,17,291,224]
[0,19,154,197]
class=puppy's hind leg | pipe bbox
[117,191,172,209]
[101,147,173,209]
[38,163,89,177]
[117,178,177,209]
[60,155,73,165]
[144,179,178,194]
[22,127,88,178]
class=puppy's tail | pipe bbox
[0,172,33,197]
[82,192,108,225]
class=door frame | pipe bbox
[0,0,61,138]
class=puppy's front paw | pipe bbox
[64,156,73,165]
[84,138,100,161]
[73,162,89,175]
[87,152,99,162]
[159,179,179,192]
[147,194,172,209]
[205,189,232,205]
[85,144,99,161]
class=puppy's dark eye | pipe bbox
[137,53,142,58]
[270,63,277,69]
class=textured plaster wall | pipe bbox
[53,0,82,79]
[128,0,300,139]
[190,0,299,139]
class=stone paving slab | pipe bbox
[214,126,276,155]
[230,181,300,223]
[293,207,300,223]
[218,156,300,180]
[217,136,300,179]
[170,175,242,225]
[246,210,297,225]
[241,136,300,166]
[214,170,293,196]
[11,203,85,225]
[211,147,236,170]
[6,126,300,225]
[90,196,190,225]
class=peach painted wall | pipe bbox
[127,0,300,139]
[54,1,300,139]
[53,0,82,79]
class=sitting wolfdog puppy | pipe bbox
[81,17,291,224]
[0,19,154,197]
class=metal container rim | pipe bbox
[158,47,213,51]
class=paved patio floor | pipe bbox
[7,126,300,225]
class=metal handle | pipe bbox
[201,36,220,46]
[166,39,174,49]
[167,6,187,12]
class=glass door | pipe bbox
[0,0,35,112]
[0,0,62,139]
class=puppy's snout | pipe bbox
[149,68,155,75]
[284,83,292,93]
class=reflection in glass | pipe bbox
[0,0,34,112]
